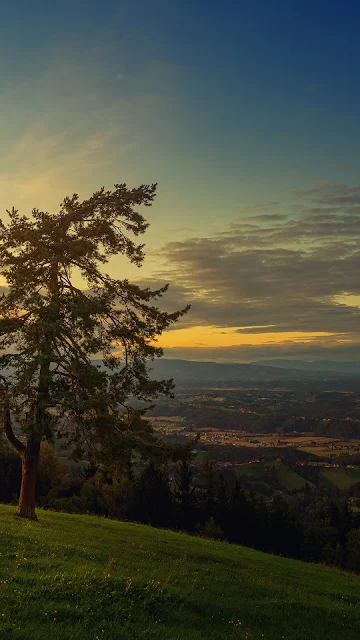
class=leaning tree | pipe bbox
[0,183,188,520]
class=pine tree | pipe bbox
[199,459,217,523]
[228,478,249,544]
[0,183,188,519]
[214,472,229,535]
[175,458,197,531]
[347,528,360,571]
[132,462,173,527]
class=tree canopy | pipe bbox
[0,182,189,518]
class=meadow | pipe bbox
[0,504,359,639]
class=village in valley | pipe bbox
[146,382,360,497]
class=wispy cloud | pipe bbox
[0,31,177,213]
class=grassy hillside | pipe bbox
[0,505,359,639]
[319,468,360,490]
[276,469,310,490]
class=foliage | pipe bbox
[36,443,71,505]
[0,183,189,516]
[1,438,360,571]
[347,528,360,571]
[0,437,21,503]
[196,516,223,540]
[132,462,173,527]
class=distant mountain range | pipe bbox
[143,358,360,382]
[253,359,360,375]
[149,359,287,381]
[4,358,359,385]
[95,357,302,382]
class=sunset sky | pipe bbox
[2,0,360,361]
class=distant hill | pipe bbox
[144,358,316,382]
[254,359,360,375]
[0,505,359,639]
[5,358,359,385]
[92,358,360,383]
[147,358,360,382]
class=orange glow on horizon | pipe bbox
[155,325,335,349]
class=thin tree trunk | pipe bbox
[15,348,52,520]
[15,440,40,521]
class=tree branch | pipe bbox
[1,391,25,455]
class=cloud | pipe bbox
[293,182,360,206]
[140,180,360,360]
[248,213,285,222]
[236,201,279,213]
[0,31,177,214]
[0,121,124,212]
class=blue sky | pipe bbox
[1,1,360,360]
[2,0,360,213]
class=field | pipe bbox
[150,417,185,424]
[235,464,312,491]
[276,469,310,490]
[0,506,360,639]
[155,417,360,455]
[319,468,360,490]
[149,417,186,433]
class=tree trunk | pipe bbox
[15,440,40,521]
[15,351,51,521]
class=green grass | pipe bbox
[193,450,208,463]
[0,505,359,640]
[235,463,262,475]
[301,447,323,456]
[276,469,309,490]
[319,468,360,490]
[347,468,360,480]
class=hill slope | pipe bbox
[0,505,359,639]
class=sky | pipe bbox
[2,0,360,362]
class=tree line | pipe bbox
[1,441,359,573]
